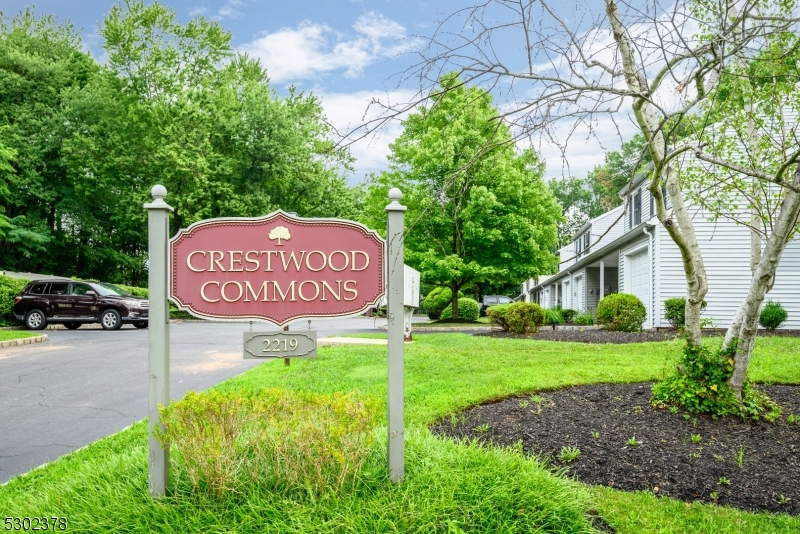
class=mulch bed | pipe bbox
[430,382,800,515]
[476,329,800,344]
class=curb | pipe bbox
[379,325,491,332]
[0,334,49,349]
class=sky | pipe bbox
[2,0,643,184]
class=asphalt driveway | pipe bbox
[0,317,394,484]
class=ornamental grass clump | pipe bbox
[156,388,380,497]
[595,293,646,332]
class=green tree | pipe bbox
[363,74,561,318]
[1,2,356,284]
[0,9,94,270]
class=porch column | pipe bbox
[599,260,605,301]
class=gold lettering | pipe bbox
[298,280,320,302]
[305,250,327,272]
[320,280,342,301]
[272,280,297,302]
[221,281,243,302]
[228,251,244,272]
[244,281,270,302]
[279,250,306,272]
[200,281,220,302]
[244,251,260,272]
[328,251,349,272]
[209,251,226,272]
[350,251,370,271]
[261,251,278,272]
[187,251,206,272]
[343,280,358,301]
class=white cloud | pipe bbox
[189,6,208,16]
[315,88,418,183]
[240,12,418,83]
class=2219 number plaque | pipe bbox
[243,331,317,359]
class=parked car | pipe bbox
[13,279,149,330]
[479,295,514,316]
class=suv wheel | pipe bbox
[100,309,122,330]
[64,322,81,330]
[25,309,47,330]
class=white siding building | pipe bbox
[523,174,800,329]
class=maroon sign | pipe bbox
[169,211,385,325]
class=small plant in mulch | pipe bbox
[559,446,581,463]
[651,341,781,421]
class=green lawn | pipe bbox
[419,316,491,326]
[2,334,799,533]
[0,330,40,342]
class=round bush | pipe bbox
[440,297,480,321]
[504,302,545,334]
[759,300,788,331]
[595,293,647,332]
[422,287,463,320]
[663,297,707,329]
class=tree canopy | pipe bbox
[362,74,561,317]
[0,1,355,284]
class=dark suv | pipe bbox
[479,295,514,317]
[13,280,149,330]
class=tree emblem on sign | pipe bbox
[268,225,291,245]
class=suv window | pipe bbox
[29,283,47,295]
[499,297,513,304]
[48,283,69,295]
[70,283,93,296]
[486,297,498,304]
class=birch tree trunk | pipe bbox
[605,0,709,347]
[725,165,800,398]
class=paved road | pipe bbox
[0,317,398,484]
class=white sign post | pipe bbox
[385,188,407,482]
[144,185,173,497]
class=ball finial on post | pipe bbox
[388,188,402,203]
[151,184,167,201]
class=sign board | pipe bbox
[403,265,420,308]
[169,211,385,325]
[243,331,317,359]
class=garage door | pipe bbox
[628,250,649,325]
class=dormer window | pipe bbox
[583,232,590,254]
[629,188,642,227]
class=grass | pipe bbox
[2,334,799,533]
[0,330,40,342]
[420,316,491,326]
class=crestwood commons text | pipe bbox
[180,249,374,304]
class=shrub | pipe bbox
[488,303,545,334]
[760,300,788,331]
[506,302,545,334]
[422,287,463,320]
[486,304,511,330]
[0,275,30,326]
[573,311,593,325]
[544,308,564,329]
[440,297,480,321]
[157,388,380,497]
[560,308,577,323]
[595,293,647,332]
[663,297,707,329]
[651,342,780,421]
